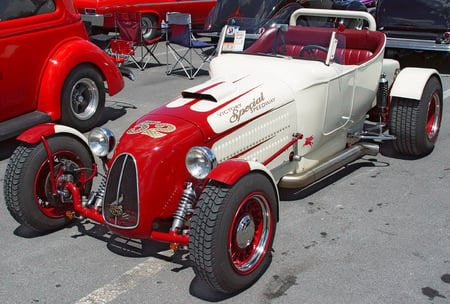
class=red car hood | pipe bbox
[148,74,294,141]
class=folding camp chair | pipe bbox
[111,12,161,70]
[165,12,216,79]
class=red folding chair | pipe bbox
[111,12,161,70]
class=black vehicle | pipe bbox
[203,0,303,32]
[204,0,368,33]
[376,0,450,55]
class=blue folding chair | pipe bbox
[165,12,216,79]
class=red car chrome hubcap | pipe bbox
[228,193,272,274]
[426,91,441,141]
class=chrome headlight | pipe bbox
[88,128,116,157]
[185,146,216,180]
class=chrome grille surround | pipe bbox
[102,153,140,229]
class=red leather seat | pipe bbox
[246,26,384,66]
[285,44,373,65]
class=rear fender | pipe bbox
[37,39,124,120]
[140,10,161,23]
[390,68,442,101]
[17,123,88,146]
[206,159,280,220]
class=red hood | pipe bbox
[149,74,292,141]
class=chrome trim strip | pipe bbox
[103,153,140,229]
[80,14,104,27]
[102,0,216,11]
[386,37,450,52]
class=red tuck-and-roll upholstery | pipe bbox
[246,26,385,65]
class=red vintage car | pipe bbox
[0,0,126,141]
[75,0,217,39]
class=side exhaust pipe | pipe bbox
[278,142,379,189]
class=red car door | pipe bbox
[0,0,67,121]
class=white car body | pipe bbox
[5,8,443,295]
[176,9,412,185]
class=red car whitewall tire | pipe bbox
[3,135,93,232]
[189,172,277,294]
[389,76,443,156]
[141,14,159,40]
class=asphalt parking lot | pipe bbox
[0,46,449,304]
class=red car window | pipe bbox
[0,0,56,22]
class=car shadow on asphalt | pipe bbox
[71,220,193,271]
[279,158,388,201]
[189,275,244,302]
[97,100,137,126]
[0,138,19,161]
[73,219,254,301]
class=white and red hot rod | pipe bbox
[3,9,443,294]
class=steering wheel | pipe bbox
[299,45,341,64]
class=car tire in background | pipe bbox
[60,64,105,132]
[141,14,159,40]
[389,76,443,156]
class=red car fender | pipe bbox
[208,159,276,184]
[17,123,88,146]
[207,159,279,194]
[139,10,162,24]
[207,159,252,185]
[206,159,280,221]
[37,38,124,120]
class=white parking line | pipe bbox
[444,88,450,100]
[75,255,169,304]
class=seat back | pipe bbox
[114,12,142,43]
[166,12,192,47]
[247,26,385,65]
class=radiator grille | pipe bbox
[103,153,139,229]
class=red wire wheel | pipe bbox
[228,192,273,274]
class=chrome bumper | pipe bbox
[386,37,450,52]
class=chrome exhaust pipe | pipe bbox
[278,142,379,189]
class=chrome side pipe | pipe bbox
[278,142,379,189]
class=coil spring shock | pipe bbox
[377,73,389,117]
[85,177,107,209]
[171,182,196,231]
[94,177,107,209]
